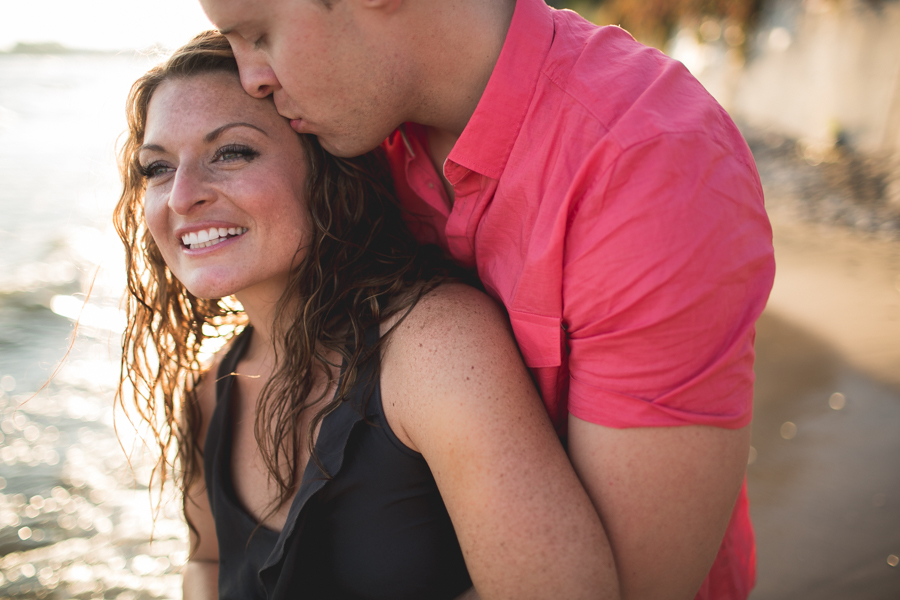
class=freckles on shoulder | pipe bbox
[382,283,524,405]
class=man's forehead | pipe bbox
[199,0,267,30]
[203,0,337,25]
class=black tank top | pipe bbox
[204,325,472,600]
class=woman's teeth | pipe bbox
[182,227,247,249]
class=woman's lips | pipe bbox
[181,227,247,250]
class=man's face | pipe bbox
[199,0,407,157]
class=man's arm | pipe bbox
[450,422,749,600]
[568,419,750,599]
[381,284,620,599]
[560,129,773,597]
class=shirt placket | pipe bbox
[444,162,483,268]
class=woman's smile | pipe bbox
[179,226,249,250]
[140,70,309,301]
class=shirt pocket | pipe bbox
[507,310,564,368]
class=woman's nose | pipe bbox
[167,163,215,215]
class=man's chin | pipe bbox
[316,134,381,159]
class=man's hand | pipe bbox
[568,417,750,600]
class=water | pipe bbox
[0,52,187,599]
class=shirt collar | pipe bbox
[445,0,555,183]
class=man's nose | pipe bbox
[168,163,216,215]
[236,52,280,99]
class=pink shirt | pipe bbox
[383,0,774,597]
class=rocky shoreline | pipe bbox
[745,125,900,240]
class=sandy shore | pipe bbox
[748,216,900,598]
[765,219,900,390]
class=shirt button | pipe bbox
[427,182,435,189]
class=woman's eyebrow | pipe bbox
[138,123,268,154]
[205,122,269,142]
[138,143,165,154]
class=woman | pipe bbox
[115,32,611,600]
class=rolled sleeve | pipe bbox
[564,132,775,429]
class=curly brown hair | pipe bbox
[114,30,453,520]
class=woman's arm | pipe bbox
[183,478,219,600]
[380,284,620,600]
[182,366,221,600]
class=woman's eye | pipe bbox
[139,161,172,179]
[215,145,260,163]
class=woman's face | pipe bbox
[140,71,309,302]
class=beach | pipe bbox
[749,218,900,598]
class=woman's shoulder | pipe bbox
[387,282,508,332]
[379,283,530,450]
[382,282,512,362]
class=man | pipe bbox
[198,0,775,597]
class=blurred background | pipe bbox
[0,0,898,598]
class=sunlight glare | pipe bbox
[1,0,214,52]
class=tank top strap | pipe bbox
[351,322,382,417]
[363,319,381,350]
